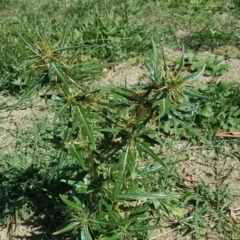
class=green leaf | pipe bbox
[59,194,84,211]
[76,106,96,149]
[175,45,185,76]
[138,134,160,145]
[197,82,209,91]
[183,87,213,100]
[53,103,68,123]
[137,164,163,178]
[73,107,99,133]
[60,180,88,194]
[112,182,124,202]
[53,221,80,235]
[145,39,160,82]
[136,141,165,167]
[98,128,122,135]
[153,99,169,120]
[217,80,231,92]
[81,225,92,240]
[58,27,69,49]
[58,149,68,169]
[18,57,39,69]
[129,204,150,219]
[155,200,183,218]
[54,45,80,52]
[94,219,127,227]
[160,43,168,79]
[117,192,178,200]
[102,200,121,222]
[70,145,87,170]
[111,145,135,179]
[111,88,138,102]
[99,233,123,240]
[178,119,211,144]
[186,50,195,62]
[8,82,40,117]
[182,62,206,83]
[17,32,39,55]
[50,63,70,95]
[74,89,100,102]
[198,104,213,117]
[151,39,158,72]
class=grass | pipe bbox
[0,0,240,239]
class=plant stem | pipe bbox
[86,144,98,178]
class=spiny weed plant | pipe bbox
[6,31,214,239]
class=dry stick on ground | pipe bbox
[215,132,240,138]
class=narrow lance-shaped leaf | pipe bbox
[58,149,68,169]
[111,146,135,181]
[50,63,70,96]
[73,109,99,134]
[129,204,150,217]
[144,61,155,82]
[183,87,214,100]
[53,222,80,235]
[59,194,84,211]
[127,149,136,179]
[160,43,168,79]
[101,200,121,222]
[8,83,40,117]
[111,145,133,180]
[182,62,206,83]
[137,164,163,178]
[18,57,39,69]
[136,141,165,167]
[53,103,68,123]
[117,192,179,200]
[138,134,160,145]
[111,89,138,102]
[94,219,127,227]
[53,45,80,52]
[112,182,123,202]
[76,106,96,149]
[63,118,73,142]
[177,118,211,144]
[145,39,159,82]
[15,210,19,228]
[175,44,185,77]
[98,232,123,240]
[60,180,88,194]
[81,225,92,240]
[151,39,158,72]
[58,27,69,49]
[153,99,169,120]
[70,145,87,170]
[17,32,39,55]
